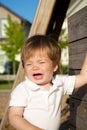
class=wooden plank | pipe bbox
[71,84,87,101]
[68,6,87,43]
[29,0,56,36]
[69,38,87,55]
[69,69,80,75]
[69,53,85,69]
[0,1,56,130]
[69,98,87,130]
[46,0,70,38]
[69,38,87,69]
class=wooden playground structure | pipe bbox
[0,0,87,130]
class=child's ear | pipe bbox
[53,65,58,72]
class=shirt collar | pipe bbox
[25,76,40,91]
[24,75,63,91]
[52,75,63,87]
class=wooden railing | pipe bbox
[0,75,16,81]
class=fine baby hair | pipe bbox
[21,35,61,70]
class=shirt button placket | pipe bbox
[43,91,49,110]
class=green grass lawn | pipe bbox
[0,83,13,90]
[0,80,13,90]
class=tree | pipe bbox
[58,28,68,49]
[0,15,27,74]
[58,28,68,74]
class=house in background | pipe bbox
[0,3,31,73]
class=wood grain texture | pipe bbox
[68,6,87,43]
[68,6,87,130]
[69,98,87,129]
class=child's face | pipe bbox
[24,50,58,89]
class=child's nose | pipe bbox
[32,64,39,70]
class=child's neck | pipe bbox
[40,83,52,91]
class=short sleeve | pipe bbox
[9,83,28,107]
[63,75,76,95]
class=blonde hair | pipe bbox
[21,35,61,68]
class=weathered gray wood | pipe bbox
[0,75,16,81]
[69,38,87,55]
[72,85,87,101]
[69,53,85,69]
[69,98,87,129]
[68,6,87,43]
[68,6,87,130]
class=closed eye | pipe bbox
[26,63,32,66]
[39,61,45,64]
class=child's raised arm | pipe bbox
[75,54,87,89]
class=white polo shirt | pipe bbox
[9,75,75,130]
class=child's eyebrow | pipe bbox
[37,59,45,62]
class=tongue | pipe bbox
[33,74,43,80]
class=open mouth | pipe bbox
[33,73,43,80]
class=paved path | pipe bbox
[0,91,11,123]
